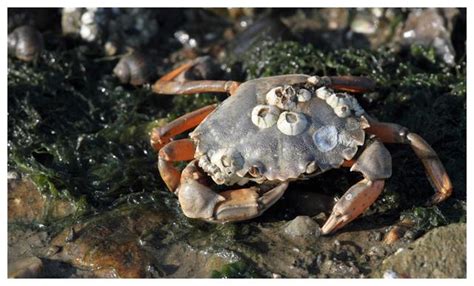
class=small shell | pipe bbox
[113,52,150,86]
[8,26,44,62]
[297,88,312,102]
[251,105,280,129]
[266,86,297,110]
[316,86,331,100]
[313,125,338,152]
[277,111,308,136]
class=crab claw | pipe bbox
[321,179,384,235]
[176,160,289,222]
[213,182,289,222]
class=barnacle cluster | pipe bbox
[198,148,250,185]
[316,86,365,118]
[251,84,313,136]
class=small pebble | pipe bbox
[284,216,321,238]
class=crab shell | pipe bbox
[190,75,368,185]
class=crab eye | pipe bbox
[277,111,308,136]
[249,166,261,177]
[251,105,280,129]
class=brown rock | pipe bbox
[376,223,466,278]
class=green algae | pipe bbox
[211,261,260,278]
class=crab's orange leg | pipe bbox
[365,120,453,205]
[152,80,240,95]
[322,179,385,234]
[158,139,196,192]
[152,57,240,96]
[328,76,376,93]
[322,140,391,234]
[157,60,198,83]
[151,104,217,151]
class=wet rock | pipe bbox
[8,256,43,278]
[8,228,50,262]
[401,8,457,65]
[284,216,321,238]
[375,223,466,278]
[8,176,77,224]
[367,245,386,258]
[48,208,169,278]
[8,178,44,223]
[321,259,360,278]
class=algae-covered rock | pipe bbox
[375,223,466,278]
[8,176,77,224]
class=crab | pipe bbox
[149,58,453,235]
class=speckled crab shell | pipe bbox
[190,75,369,185]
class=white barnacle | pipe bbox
[251,105,280,129]
[316,86,332,100]
[313,125,338,152]
[307,76,320,85]
[325,93,340,108]
[326,93,357,118]
[297,88,312,102]
[334,104,351,118]
[277,111,308,136]
[266,86,297,110]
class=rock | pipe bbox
[320,259,360,278]
[8,256,43,278]
[8,176,77,224]
[284,216,321,238]
[375,223,466,278]
[48,208,168,278]
[401,8,457,65]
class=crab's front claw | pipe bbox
[321,179,385,235]
[213,182,289,222]
[176,160,289,222]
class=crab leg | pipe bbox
[328,76,376,93]
[152,56,240,96]
[152,80,240,95]
[158,139,196,192]
[322,140,392,234]
[365,119,453,205]
[151,104,216,151]
[176,160,288,222]
[322,179,385,234]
